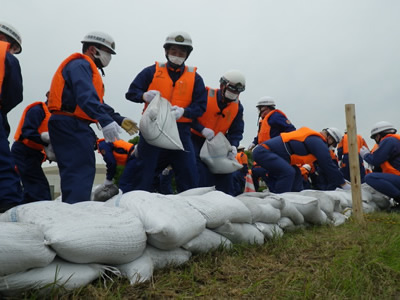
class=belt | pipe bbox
[51,111,93,123]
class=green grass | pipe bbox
[19,212,400,299]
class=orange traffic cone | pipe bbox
[244,173,256,193]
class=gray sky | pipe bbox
[3,0,400,165]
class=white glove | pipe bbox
[227,146,237,160]
[248,143,256,151]
[121,118,139,135]
[143,90,158,103]
[302,164,311,172]
[171,106,184,120]
[44,143,57,162]
[161,168,170,176]
[103,179,113,186]
[359,146,370,159]
[40,132,50,144]
[102,121,121,143]
[201,128,215,140]
[341,181,351,191]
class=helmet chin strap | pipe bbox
[94,57,106,77]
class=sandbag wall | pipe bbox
[0,184,390,296]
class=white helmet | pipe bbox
[0,22,22,54]
[238,144,245,151]
[256,96,276,108]
[81,31,116,54]
[163,31,193,53]
[219,70,246,92]
[370,121,396,138]
[326,127,343,144]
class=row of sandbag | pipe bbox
[0,184,390,295]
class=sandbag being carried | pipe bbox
[0,201,147,265]
[0,222,56,276]
[199,132,242,174]
[139,93,184,150]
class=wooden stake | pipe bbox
[345,104,365,224]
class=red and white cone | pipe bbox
[244,173,256,193]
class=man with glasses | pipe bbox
[190,70,246,195]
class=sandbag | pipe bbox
[139,93,184,150]
[237,196,281,224]
[107,191,206,250]
[146,245,192,270]
[0,201,147,265]
[199,132,242,174]
[0,257,111,296]
[361,183,391,209]
[213,221,265,245]
[182,229,232,253]
[281,193,328,225]
[116,252,154,284]
[178,186,216,196]
[254,222,284,239]
[297,190,340,218]
[91,184,120,202]
[0,222,56,276]
[177,191,252,228]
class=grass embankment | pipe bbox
[27,212,400,299]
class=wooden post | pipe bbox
[345,104,365,224]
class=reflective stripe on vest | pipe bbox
[0,41,10,97]
[14,102,51,151]
[147,62,196,122]
[379,134,400,175]
[258,109,289,144]
[192,87,239,137]
[280,127,326,165]
[48,53,104,123]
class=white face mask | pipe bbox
[168,55,185,66]
[94,47,112,68]
[224,90,239,101]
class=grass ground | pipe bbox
[21,212,400,299]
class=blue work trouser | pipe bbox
[191,134,235,195]
[48,115,96,204]
[120,123,198,193]
[365,172,400,199]
[251,166,268,192]
[253,146,303,193]
[0,113,22,211]
[11,142,51,202]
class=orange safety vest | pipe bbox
[191,87,239,137]
[48,53,104,123]
[280,127,327,166]
[0,41,10,96]
[14,102,51,151]
[258,109,290,144]
[338,134,368,154]
[379,134,400,175]
[97,138,134,166]
[147,62,196,122]
[236,152,248,165]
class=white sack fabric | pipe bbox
[107,191,206,250]
[0,201,147,265]
[182,229,232,253]
[199,132,242,174]
[0,222,56,276]
[116,252,154,285]
[139,93,184,150]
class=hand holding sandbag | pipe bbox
[171,106,184,120]
[201,128,215,140]
[44,143,57,162]
[360,146,370,159]
[227,146,237,160]
[143,90,158,103]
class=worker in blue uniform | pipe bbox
[0,22,24,212]
[190,70,245,195]
[48,31,139,204]
[361,121,400,210]
[11,93,53,202]
[253,127,350,193]
[120,31,207,193]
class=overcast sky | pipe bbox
[3,0,400,165]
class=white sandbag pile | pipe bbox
[0,183,391,296]
[0,201,147,264]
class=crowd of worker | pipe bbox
[1,22,400,213]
